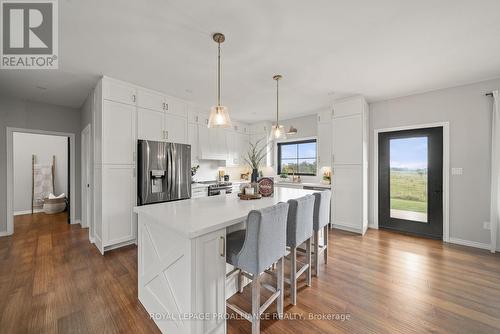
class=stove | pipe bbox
[199,181,233,196]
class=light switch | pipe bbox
[451,167,463,175]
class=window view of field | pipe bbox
[390,137,428,223]
[279,141,317,175]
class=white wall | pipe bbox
[369,78,500,247]
[13,133,68,213]
[279,114,317,138]
[271,114,322,182]
[0,95,81,233]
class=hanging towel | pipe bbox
[33,164,53,208]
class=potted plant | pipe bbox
[191,165,200,183]
[244,139,267,183]
[280,172,289,181]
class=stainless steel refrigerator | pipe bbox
[138,140,191,205]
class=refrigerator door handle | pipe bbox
[166,144,171,200]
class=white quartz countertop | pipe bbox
[133,188,316,239]
[275,182,331,189]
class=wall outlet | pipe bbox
[483,221,491,230]
[451,167,463,175]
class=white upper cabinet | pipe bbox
[188,123,199,162]
[332,96,368,165]
[198,122,228,161]
[332,114,363,165]
[232,121,249,134]
[317,121,332,168]
[136,88,164,112]
[164,113,188,144]
[102,100,136,165]
[137,107,164,142]
[165,97,188,118]
[317,109,332,124]
[188,110,202,124]
[102,78,137,105]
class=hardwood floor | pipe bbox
[1,213,500,333]
[0,213,160,334]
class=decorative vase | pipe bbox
[251,168,259,183]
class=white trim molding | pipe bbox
[14,209,44,216]
[447,238,491,251]
[5,127,77,236]
[372,122,450,242]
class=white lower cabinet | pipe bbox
[138,216,226,334]
[193,228,227,334]
[191,185,208,198]
[101,165,136,248]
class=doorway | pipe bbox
[6,128,76,235]
[378,127,443,239]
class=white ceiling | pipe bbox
[1,0,500,122]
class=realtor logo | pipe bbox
[1,0,58,69]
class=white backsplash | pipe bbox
[192,160,250,182]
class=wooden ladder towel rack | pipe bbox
[31,155,56,215]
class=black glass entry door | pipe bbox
[378,127,443,239]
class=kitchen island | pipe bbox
[133,188,316,334]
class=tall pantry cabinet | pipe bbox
[92,77,138,254]
[92,77,190,254]
[331,96,369,235]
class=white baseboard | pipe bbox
[14,209,43,216]
[73,219,82,225]
[448,238,490,250]
[103,239,136,253]
[332,223,363,235]
[0,230,12,237]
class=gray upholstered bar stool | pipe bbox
[286,194,315,305]
[312,190,332,277]
[225,202,289,334]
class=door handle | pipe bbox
[219,236,225,257]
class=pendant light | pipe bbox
[270,74,286,139]
[208,33,232,128]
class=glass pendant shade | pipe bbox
[208,105,232,128]
[270,124,287,139]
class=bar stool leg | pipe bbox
[306,238,312,287]
[324,225,329,264]
[313,230,320,277]
[251,275,261,334]
[290,246,297,305]
[238,270,244,293]
[277,257,284,318]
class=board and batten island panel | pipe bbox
[133,188,316,334]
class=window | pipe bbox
[277,139,317,176]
